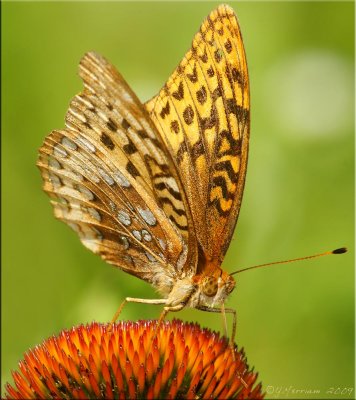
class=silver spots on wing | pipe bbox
[71,170,84,182]
[145,251,156,262]
[77,184,95,201]
[113,170,131,188]
[137,207,157,226]
[109,201,117,214]
[117,210,131,226]
[132,230,142,241]
[132,229,153,243]
[48,173,62,188]
[61,137,78,151]
[88,207,101,222]
[48,157,62,169]
[120,236,130,250]
[53,145,68,158]
[142,229,152,242]
[98,167,115,186]
[90,173,100,184]
[76,136,96,153]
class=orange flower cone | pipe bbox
[4,320,263,399]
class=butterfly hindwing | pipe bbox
[37,52,199,285]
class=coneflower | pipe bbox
[4,320,263,399]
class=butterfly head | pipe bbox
[198,268,236,307]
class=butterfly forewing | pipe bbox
[145,5,250,264]
[37,52,199,285]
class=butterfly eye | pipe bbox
[202,277,219,297]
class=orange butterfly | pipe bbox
[37,4,249,337]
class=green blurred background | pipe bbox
[2,1,354,397]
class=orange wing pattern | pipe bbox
[145,4,250,266]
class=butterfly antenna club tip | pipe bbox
[332,247,347,254]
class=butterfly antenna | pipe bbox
[230,247,347,276]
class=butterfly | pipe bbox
[37,4,249,336]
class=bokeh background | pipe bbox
[2,2,354,398]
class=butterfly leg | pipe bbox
[158,304,185,326]
[111,297,167,324]
[197,305,237,342]
[221,303,229,338]
[197,305,247,387]
[152,304,185,340]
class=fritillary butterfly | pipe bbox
[37,4,249,333]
